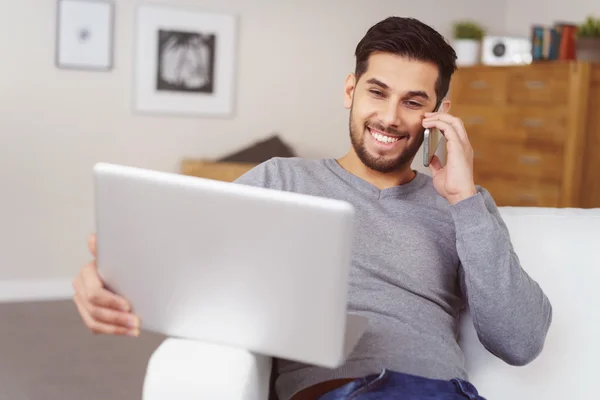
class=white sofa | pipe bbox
[143,206,600,400]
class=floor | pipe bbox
[0,299,166,400]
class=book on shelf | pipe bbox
[531,22,578,61]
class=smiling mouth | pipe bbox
[368,128,407,144]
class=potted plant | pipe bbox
[576,15,600,61]
[452,21,485,66]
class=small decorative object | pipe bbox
[481,36,532,65]
[55,0,114,70]
[576,15,600,62]
[452,21,485,66]
[133,5,237,117]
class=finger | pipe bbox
[88,233,97,258]
[428,155,443,175]
[81,264,131,312]
[72,262,96,301]
[72,273,85,299]
[424,114,469,144]
[80,260,102,294]
[74,293,138,337]
[88,303,140,329]
[73,292,94,327]
[422,119,460,144]
[86,285,131,312]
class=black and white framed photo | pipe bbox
[55,0,114,70]
[134,5,237,117]
[156,29,216,94]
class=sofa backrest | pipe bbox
[458,207,600,400]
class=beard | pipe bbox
[348,108,424,174]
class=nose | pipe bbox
[380,100,400,128]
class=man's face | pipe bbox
[344,52,442,173]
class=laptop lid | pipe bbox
[93,162,367,368]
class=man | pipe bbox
[72,17,552,400]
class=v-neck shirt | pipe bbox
[234,156,552,400]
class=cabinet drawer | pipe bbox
[471,139,563,182]
[451,69,506,105]
[592,66,600,84]
[505,106,569,146]
[507,65,569,105]
[452,105,505,139]
[455,105,568,146]
[475,175,560,207]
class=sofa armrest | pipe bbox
[143,338,273,400]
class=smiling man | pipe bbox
[72,16,552,400]
[344,55,437,175]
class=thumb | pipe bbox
[88,233,97,258]
[428,155,443,175]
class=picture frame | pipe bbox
[55,0,115,71]
[133,5,238,118]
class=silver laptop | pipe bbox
[93,162,367,368]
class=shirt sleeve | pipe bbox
[450,188,553,366]
[233,158,282,189]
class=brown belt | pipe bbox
[289,378,356,400]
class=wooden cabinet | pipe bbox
[180,159,256,182]
[450,62,600,208]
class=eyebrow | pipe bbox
[365,78,389,89]
[365,78,430,101]
[404,90,430,101]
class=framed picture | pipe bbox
[133,5,238,117]
[55,0,114,70]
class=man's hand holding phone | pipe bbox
[422,112,477,205]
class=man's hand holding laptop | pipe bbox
[72,233,141,337]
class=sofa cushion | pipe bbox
[459,207,600,400]
[143,338,272,400]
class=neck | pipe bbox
[337,151,416,190]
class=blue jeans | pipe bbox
[317,369,486,400]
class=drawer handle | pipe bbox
[469,80,489,89]
[522,118,543,128]
[524,80,546,89]
[519,155,541,165]
[466,116,485,125]
[517,193,538,203]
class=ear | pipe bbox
[343,73,356,109]
[440,99,451,113]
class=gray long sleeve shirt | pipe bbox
[234,157,552,400]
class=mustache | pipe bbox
[365,122,408,137]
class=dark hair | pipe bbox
[354,17,457,103]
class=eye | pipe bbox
[405,100,423,108]
[369,89,385,98]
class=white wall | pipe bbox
[0,0,507,280]
[504,0,598,36]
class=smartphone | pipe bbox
[423,103,444,167]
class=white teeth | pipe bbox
[372,131,400,144]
